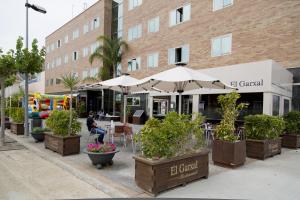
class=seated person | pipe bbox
[86,111,106,144]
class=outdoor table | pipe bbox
[105,115,120,122]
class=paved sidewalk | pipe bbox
[0,149,110,200]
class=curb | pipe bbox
[6,132,142,198]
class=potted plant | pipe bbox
[45,110,81,156]
[84,143,119,169]
[282,111,300,148]
[133,112,208,196]
[76,101,87,118]
[244,115,284,160]
[31,127,50,142]
[10,107,25,135]
[212,92,247,168]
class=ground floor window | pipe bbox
[272,95,280,116]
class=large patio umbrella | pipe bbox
[132,66,235,114]
[89,74,140,123]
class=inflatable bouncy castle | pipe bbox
[28,93,69,119]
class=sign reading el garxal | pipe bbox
[170,160,199,177]
[230,79,264,88]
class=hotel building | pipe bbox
[44,0,300,119]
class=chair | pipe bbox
[123,125,135,153]
[86,128,100,144]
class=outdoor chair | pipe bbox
[86,128,101,144]
[123,125,136,153]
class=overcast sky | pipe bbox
[0,0,98,52]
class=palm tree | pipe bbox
[61,73,79,135]
[89,36,128,115]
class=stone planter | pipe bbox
[281,134,300,149]
[84,150,119,169]
[10,122,24,135]
[212,140,246,167]
[246,138,281,160]
[133,150,209,196]
[31,133,45,142]
[44,133,81,156]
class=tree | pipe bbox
[15,36,45,136]
[61,73,80,135]
[89,36,128,115]
[0,50,16,146]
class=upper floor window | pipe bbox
[147,53,159,68]
[213,0,233,11]
[211,34,232,57]
[57,40,61,48]
[128,57,141,72]
[91,17,100,30]
[83,23,89,34]
[82,70,89,79]
[72,29,79,40]
[72,51,79,61]
[64,35,69,43]
[50,43,55,51]
[46,63,50,70]
[128,24,142,41]
[56,78,62,85]
[90,42,100,54]
[51,60,55,68]
[46,46,50,53]
[128,0,142,10]
[56,57,61,66]
[148,17,159,33]
[90,67,99,77]
[169,4,191,27]
[64,55,69,64]
[83,47,89,57]
[168,44,189,65]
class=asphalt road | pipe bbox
[0,149,110,200]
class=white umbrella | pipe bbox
[89,74,140,123]
[132,66,235,114]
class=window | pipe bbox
[56,78,61,85]
[90,67,99,77]
[46,80,49,86]
[128,57,141,72]
[56,57,61,66]
[168,44,189,65]
[82,70,89,79]
[169,4,191,27]
[64,55,68,64]
[50,43,55,51]
[213,0,233,11]
[51,60,55,68]
[83,23,89,34]
[211,34,232,57]
[148,17,159,33]
[272,95,280,116]
[127,97,140,106]
[90,42,100,54]
[46,63,50,70]
[128,0,142,10]
[284,99,290,115]
[57,40,61,48]
[46,46,50,53]
[73,51,78,61]
[128,24,142,41]
[92,17,100,29]
[72,29,79,40]
[50,79,54,86]
[64,35,69,43]
[147,53,159,68]
[83,47,89,57]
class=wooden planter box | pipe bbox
[44,133,81,156]
[246,138,281,160]
[133,150,209,196]
[10,122,24,135]
[281,134,300,149]
[212,140,246,167]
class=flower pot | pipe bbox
[281,134,300,149]
[31,133,45,142]
[10,122,24,135]
[212,140,246,167]
[84,150,119,169]
[44,133,81,156]
[246,138,281,160]
[133,150,209,196]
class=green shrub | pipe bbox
[10,107,24,123]
[244,115,285,140]
[284,111,300,135]
[45,110,81,137]
[215,92,247,142]
[31,127,51,134]
[137,112,205,159]
[76,101,86,116]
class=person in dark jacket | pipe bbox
[86,111,106,144]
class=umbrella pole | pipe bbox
[178,93,182,114]
[123,94,127,124]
